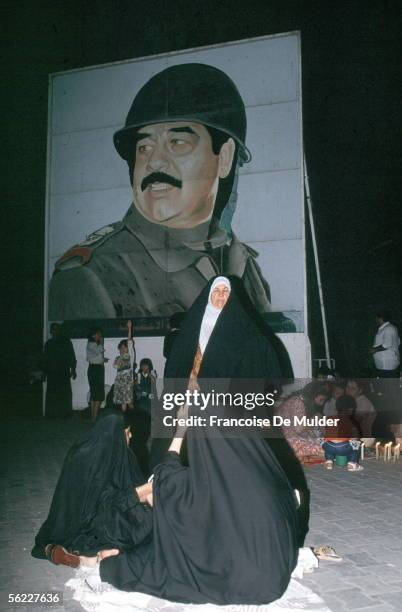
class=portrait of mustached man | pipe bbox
[49,64,272,320]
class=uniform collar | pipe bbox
[123,204,229,272]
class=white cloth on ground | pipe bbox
[65,548,328,612]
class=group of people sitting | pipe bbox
[275,378,377,471]
[32,276,301,606]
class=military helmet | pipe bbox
[113,63,251,164]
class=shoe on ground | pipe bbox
[313,546,343,562]
[347,462,364,472]
[46,544,80,568]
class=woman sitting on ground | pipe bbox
[346,379,376,437]
[275,381,329,465]
[31,413,153,567]
[323,380,345,417]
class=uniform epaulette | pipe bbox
[243,242,259,258]
[230,235,260,259]
[55,221,123,270]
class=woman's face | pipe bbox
[210,283,230,309]
[346,381,361,398]
[124,426,132,446]
[332,386,344,400]
[141,363,150,375]
[314,393,328,408]
[120,344,128,355]
[94,331,102,343]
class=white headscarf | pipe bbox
[198,277,231,354]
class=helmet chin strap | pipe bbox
[218,162,240,239]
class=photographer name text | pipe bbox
[162,415,340,428]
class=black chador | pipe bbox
[32,414,152,559]
[101,277,298,605]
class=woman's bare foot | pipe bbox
[98,548,120,561]
[80,548,119,566]
[79,555,98,567]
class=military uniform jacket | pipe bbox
[49,205,271,320]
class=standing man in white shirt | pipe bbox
[371,310,400,378]
[370,311,400,418]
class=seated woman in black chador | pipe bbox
[99,276,299,606]
[31,413,152,567]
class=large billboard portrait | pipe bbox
[45,33,307,383]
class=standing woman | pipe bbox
[87,327,108,421]
[113,321,136,412]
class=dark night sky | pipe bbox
[2,0,400,382]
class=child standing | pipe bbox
[131,358,157,477]
[113,321,136,412]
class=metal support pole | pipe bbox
[304,155,332,369]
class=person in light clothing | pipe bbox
[87,327,109,421]
[345,379,376,437]
[370,310,400,432]
[113,321,136,412]
[323,381,345,417]
[370,310,400,377]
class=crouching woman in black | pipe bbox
[31,413,152,567]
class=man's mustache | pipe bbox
[141,172,182,192]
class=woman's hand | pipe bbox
[188,375,200,392]
[127,320,134,341]
[167,403,189,454]
[176,402,189,422]
[135,481,153,503]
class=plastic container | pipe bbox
[335,455,348,466]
